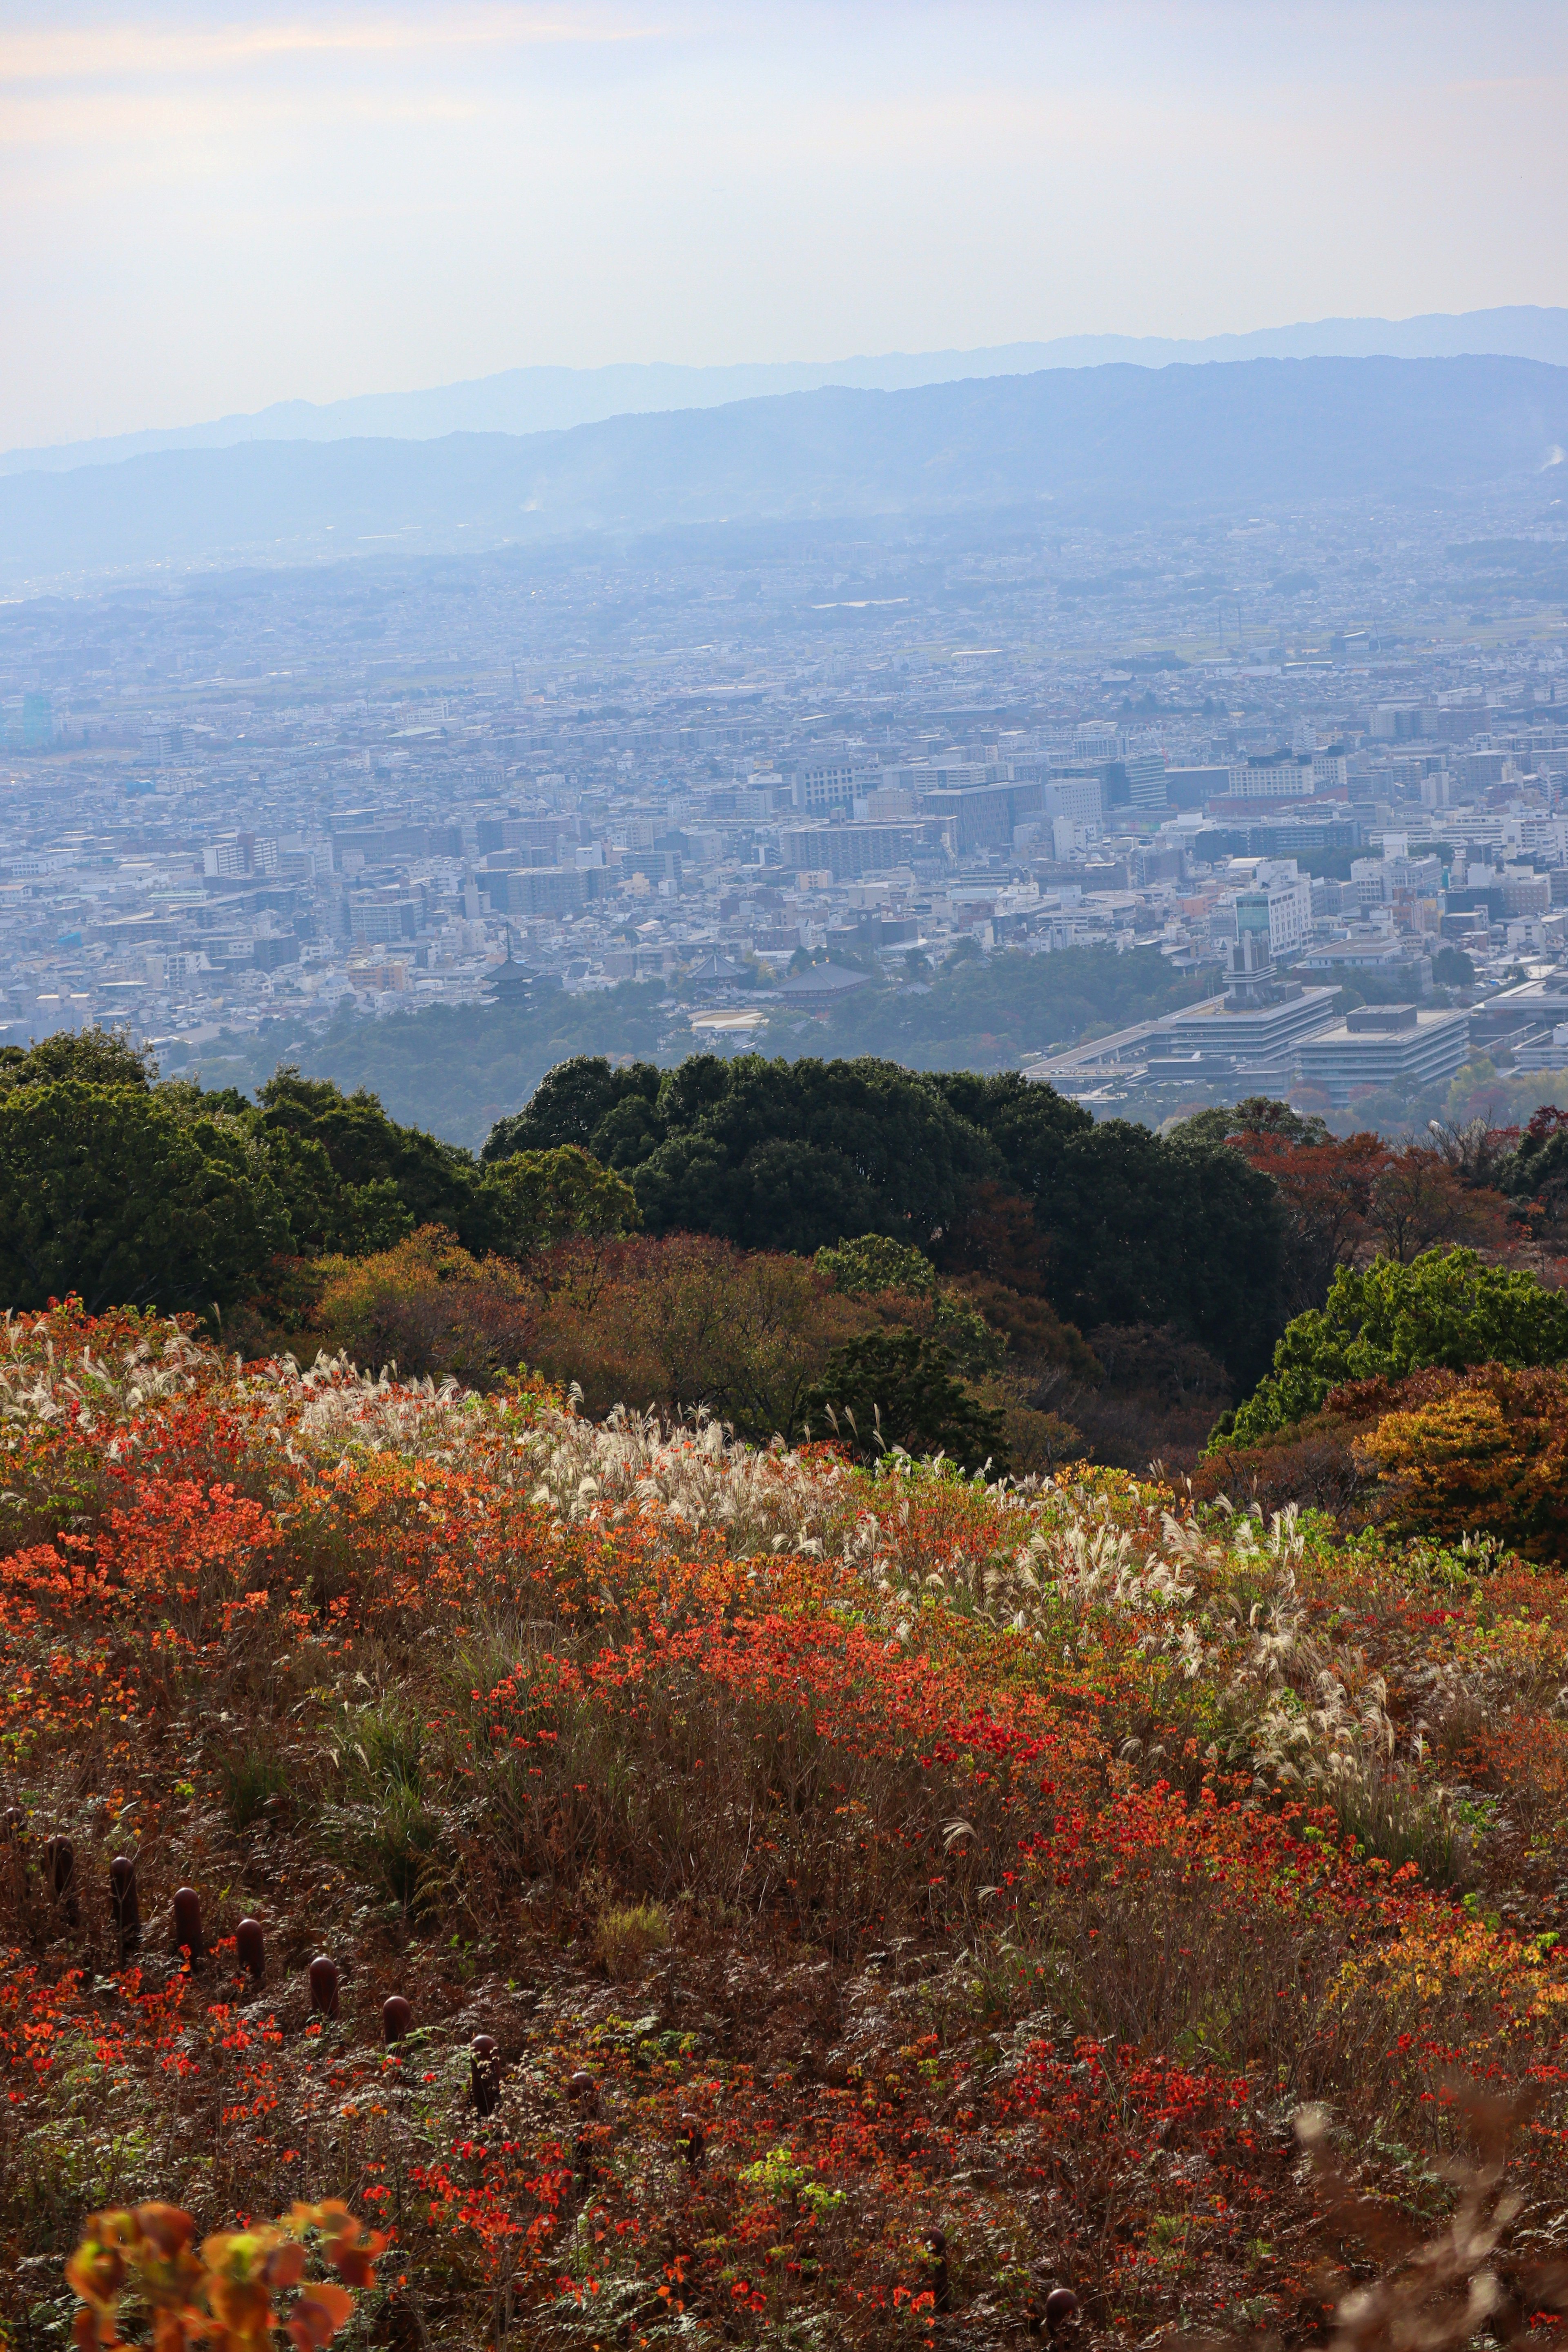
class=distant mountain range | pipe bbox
[7,307,1568,479]
[2,355,1565,592]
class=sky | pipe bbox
[3,0,1567,450]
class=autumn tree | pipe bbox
[1354,1362,1568,1563]
[308,1225,535,1385]
[1366,1147,1513,1263]
[1505,1105,1568,1232]
[1227,1128,1390,1312]
[522,1233,877,1439]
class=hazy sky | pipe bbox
[4,0,1566,448]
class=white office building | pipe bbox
[1294,1006,1470,1105]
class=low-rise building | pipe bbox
[1294,1004,1470,1104]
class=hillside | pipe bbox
[9,1307,1568,2349]
[4,355,1568,586]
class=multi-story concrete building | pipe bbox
[1294,1005,1471,1104]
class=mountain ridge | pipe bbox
[8,305,1568,479]
[3,354,1566,594]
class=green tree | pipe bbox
[1025,1121,1285,1388]
[803,1330,1007,1473]
[472,1145,641,1256]
[252,1068,477,1239]
[928,1078,1285,1386]
[1170,1096,1331,1149]
[927,1069,1092,1195]
[500,1054,998,1255]
[0,1027,158,1094]
[1505,1106,1568,1229]
[482,1057,664,1163]
[797,943,1204,1072]
[1430,945,1476,987]
[1214,1245,1568,1447]
[259,1130,414,1258]
[0,1081,290,1316]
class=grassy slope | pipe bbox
[6,1310,1567,2346]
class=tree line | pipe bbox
[8,1031,1568,1499]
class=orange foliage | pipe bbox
[5,1300,1568,2345]
[68,2198,384,2352]
[1353,1362,1568,1560]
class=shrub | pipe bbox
[522,1232,876,1439]
[1189,1413,1365,1517]
[593,1900,671,1982]
[218,1744,291,1834]
[1071,1320,1233,1474]
[309,1225,534,1384]
[68,2198,385,2352]
[1353,1361,1568,1562]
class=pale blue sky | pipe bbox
[4,0,1566,446]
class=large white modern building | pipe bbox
[1294,1005,1470,1105]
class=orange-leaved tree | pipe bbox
[1227,1127,1390,1311]
[1352,1361,1568,1562]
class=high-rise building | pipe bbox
[1124,751,1167,810]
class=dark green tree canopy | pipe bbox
[803,1328,1007,1474]
[927,1069,1092,1196]
[485,1052,1287,1374]
[0,1029,158,1095]
[1032,1121,1284,1386]
[1506,1106,1568,1225]
[488,1054,999,1255]
[253,1068,477,1238]
[482,1058,662,1163]
[0,1080,290,1316]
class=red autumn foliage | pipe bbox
[3,1300,1567,2347]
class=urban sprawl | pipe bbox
[2,503,1566,1130]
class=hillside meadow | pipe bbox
[5,1304,1568,2350]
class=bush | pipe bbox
[520,1232,878,1439]
[1070,1320,1233,1474]
[1214,1247,1568,1448]
[593,1899,671,1981]
[802,1328,1008,1471]
[1190,1413,1365,1517]
[309,1225,535,1385]
[1353,1361,1568,1562]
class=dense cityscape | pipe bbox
[2,494,1565,1140]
